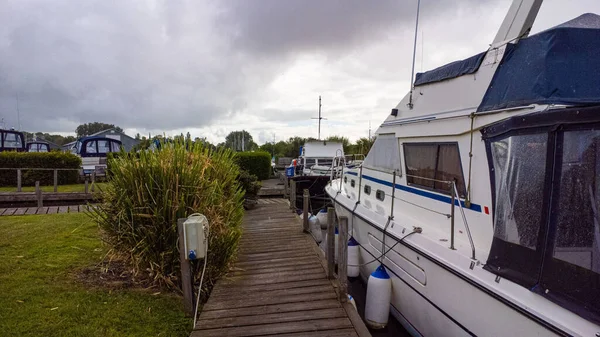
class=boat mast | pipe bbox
[493,0,544,44]
[407,0,421,110]
[312,96,327,140]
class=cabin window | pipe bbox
[305,158,316,167]
[376,190,385,201]
[363,134,402,174]
[3,132,23,148]
[485,133,549,287]
[351,179,356,188]
[344,176,348,184]
[318,159,333,167]
[86,141,97,154]
[403,143,466,197]
[483,111,600,323]
[98,140,110,153]
[109,141,121,152]
[364,185,371,195]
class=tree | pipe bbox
[326,135,352,154]
[224,130,258,152]
[355,137,375,155]
[76,122,123,137]
[135,133,141,140]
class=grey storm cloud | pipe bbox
[0,0,500,134]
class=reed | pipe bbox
[89,141,244,297]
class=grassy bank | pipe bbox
[0,183,107,193]
[0,213,191,337]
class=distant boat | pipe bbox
[71,136,123,175]
[0,128,26,152]
[27,141,51,153]
[326,0,600,335]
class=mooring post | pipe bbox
[338,216,348,302]
[84,179,89,194]
[326,207,335,279]
[17,169,22,192]
[283,175,289,199]
[91,172,96,192]
[303,189,310,233]
[53,169,58,193]
[177,218,194,317]
[290,180,296,211]
[35,181,43,208]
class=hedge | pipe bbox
[0,152,81,187]
[234,151,271,180]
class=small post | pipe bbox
[283,175,289,199]
[53,169,58,193]
[177,218,194,317]
[303,189,310,233]
[17,169,22,192]
[338,216,348,302]
[84,179,89,194]
[450,182,456,250]
[290,179,297,211]
[91,172,96,192]
[35,181,43,208]
[326,207,335,279]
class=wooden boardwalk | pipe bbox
[0,204,93,216]
[192,201,369,337]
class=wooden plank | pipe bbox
[25,207,37,215]
[236,250,315,262]
[228,262,321,276]
[13,208,26,216]
[47,206,59,214]
[204,289,335,312]
[192,317,353,337]
[198,299,341,320]
[208,284,334,303]
[196,308,347,330]
[0,209,6,216]
[2,208,17,216]
[211,279,331,296]
[37,207,49,215]
[58,206,69,214]
[276,329,358,337]
[219,270,325,287]
[68,205,79,213]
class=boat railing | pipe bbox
[330,155,346,186]
[399,174,476,260]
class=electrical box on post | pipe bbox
[183,214,208,260]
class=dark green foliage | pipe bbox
[76,122,123,137]
[234,151,271,180]
[237,170,261,200]
[90,141,245,297]
[0,152,81,186]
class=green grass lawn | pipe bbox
[0,213,192,337]
[0,183,107,193]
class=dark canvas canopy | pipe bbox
[478,13,600,112]
[414,52,486,87]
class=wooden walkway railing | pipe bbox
[191,201,370,337]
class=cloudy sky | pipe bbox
[0,0,598,144]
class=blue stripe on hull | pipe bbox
[344,171,482,212]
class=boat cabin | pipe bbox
[295,141,344,176]
[72,136,123,175]
[27,141,51,153]
[0,129,26,152]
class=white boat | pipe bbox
[325,1,600,336]
[292,140,344,177]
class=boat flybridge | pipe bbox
[71,136,123,175]
[325,1,600,336]
[0,129,26,152]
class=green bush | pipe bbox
[0,152,81,187]
[234,151,271,180]
[90,141,245,297]
[238,170,261,200]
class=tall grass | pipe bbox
[90,141,244,296]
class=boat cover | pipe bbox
[414,52,486,87]
[478,13,600,112]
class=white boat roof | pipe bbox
[302,141,344,158]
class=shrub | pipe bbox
[237,170,261,200]
[90,141,245,297]
[234,151,271,180]
[0,152,81,187]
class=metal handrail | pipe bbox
[453,181,476,260]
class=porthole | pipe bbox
[376,190,385,201]
[351,179,356,188]
[364,185,371,195]
[344,176,348,183]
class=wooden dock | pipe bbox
[192,201,369,337]
[0,204,93,216]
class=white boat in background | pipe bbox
[326,0,600,336]
[291,140,344,177]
